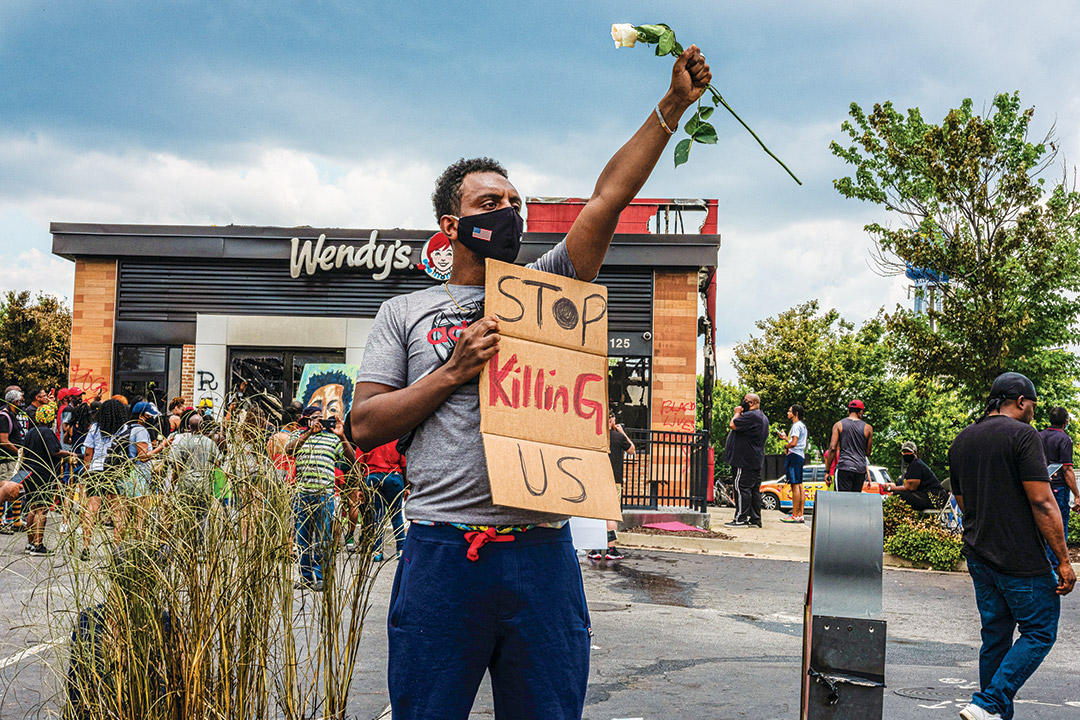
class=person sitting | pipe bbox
[886,441,948,511]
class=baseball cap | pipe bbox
[301,405,322,418]
[57,388,71,401]
[131,400,162,418]
[848,399,865,411]
[900,441,917,454]
[989,372,1037,401]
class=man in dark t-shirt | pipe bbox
[886,441,947,511]
[1040,407,1078,556]
[948,372,1074,720]
[724,393,769,528]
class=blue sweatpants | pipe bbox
[387,522,591,720]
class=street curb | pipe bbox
[618,532,966,572]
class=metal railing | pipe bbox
[619,428,709,513]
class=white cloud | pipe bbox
[0,248,73,302]
[0,135,443,233]
[713,216,910,378]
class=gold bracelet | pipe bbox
[654,104,674,135]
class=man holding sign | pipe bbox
[351,46,711,720]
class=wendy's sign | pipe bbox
[479,259,621,521]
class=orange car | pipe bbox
[760,464,893,513]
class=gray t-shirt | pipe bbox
[170,433,221,494]
[789,420,807,458]
[359,240,577,525]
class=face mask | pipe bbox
[454,207,523,263]
[901,454,914,464]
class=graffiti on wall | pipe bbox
[69,362,109,396]
[659,399,696,432]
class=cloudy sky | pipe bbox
[2,1,1078,380]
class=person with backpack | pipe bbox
[0,387,24,532]
[114,401,171,543]
[21,404,78,555]
[79,399,128,560]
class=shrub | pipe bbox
[881,495,932,538]
[884,523,964,571]
[1069,510,1079,545]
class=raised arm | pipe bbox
[564,46,711,281]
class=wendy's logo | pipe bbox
[417,232,453,282]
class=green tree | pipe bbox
[831,92,1080,414]
[0,291,72,390]
[731,300,892,453]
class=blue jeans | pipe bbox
[967,554,1060,719]
[1045,486,1071,567]
[294,491,335,583]
[366,471,406,554]
[388,523,590,720]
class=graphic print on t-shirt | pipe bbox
[427,299,483,364]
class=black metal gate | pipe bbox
[619,429,709,513]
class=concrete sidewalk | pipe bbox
[620,505,813,562]
[619,505,961,570]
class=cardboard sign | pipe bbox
[483,435,623,521]
[485,259,608,355]
[479,336,609,452]
[481,259,621,521]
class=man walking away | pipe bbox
[949,372,1074,720]
[1040,407,1077,567]
[779,404,807,523]
[825,399,873,492]
[724,393,769,528]
[886,441,948,511]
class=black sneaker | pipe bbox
[586,549,603,560]
[79,548,90,562]
[724,519,749,527]
[605,548,626,560]
[26,544,50,556]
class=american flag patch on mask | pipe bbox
[472,227,492,242]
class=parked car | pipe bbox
[759,464,893,513]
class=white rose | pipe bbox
[611,23,639,49]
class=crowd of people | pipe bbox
[0,383,407,590]
[720,375,1077,720]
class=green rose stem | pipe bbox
[709,86,802,185]
[621,23,802,185]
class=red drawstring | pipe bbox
[464,527,515,561]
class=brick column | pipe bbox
[651,271,697,431]
[649,271,699,508]
[180,344,196,402]
[68,259,117,398]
